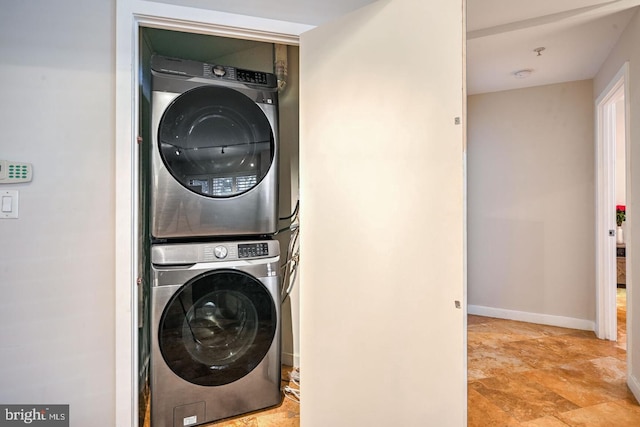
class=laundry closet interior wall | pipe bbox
[137,27,300,422]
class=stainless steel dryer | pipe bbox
[151,239,281,427]
[150,55,279,240]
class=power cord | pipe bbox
[289,366,300,386]
[282,367,300,403]
[280,223,299,302]
[279,201,300,303]
[279,200,299,221]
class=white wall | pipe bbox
[0,0,115,425]
[468,80,596,327]
[594,6,640,401]
[300,0,466,425]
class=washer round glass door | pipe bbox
[158,85,275,197]
[158,269,277,386]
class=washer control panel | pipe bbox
[152,240,278,265]
[236,69,269,85]
[238,242,269,258]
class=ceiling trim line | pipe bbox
[468,0,637,39]
[135,13,304,45]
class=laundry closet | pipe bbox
[137,27,300,427]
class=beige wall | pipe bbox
[300,0,465,425]
[468,80,596,326]
[594,6,640,400]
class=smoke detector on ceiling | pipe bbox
[513,69,533,79]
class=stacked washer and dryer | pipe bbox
[149,55,282,427]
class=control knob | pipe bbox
[214,245,228,259]
[212,65,226,77]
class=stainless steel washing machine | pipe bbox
[150,240,281,427]
[150,55,279,240]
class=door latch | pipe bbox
[609,229,616,236]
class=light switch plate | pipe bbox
[1,190,18,218]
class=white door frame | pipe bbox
[595,62,629,340]
[115,2,309,426]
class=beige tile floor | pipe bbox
[144,289,636,426]
[468,288,639,426]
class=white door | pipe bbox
[299,1,466,425]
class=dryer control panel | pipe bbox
[151,55,278,88]
[238,242,269,258]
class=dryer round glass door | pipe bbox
[158,86,275,197]
[158,269,277,386]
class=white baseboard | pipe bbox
[468,305,595,331]
[629,372,640,403]
[281,351,299,368]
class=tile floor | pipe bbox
[468,288,639,426]
[145,289,637,426]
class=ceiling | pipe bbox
[467,0,640,94]
[156,0,640,94]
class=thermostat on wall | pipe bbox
[0,160,33,183]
